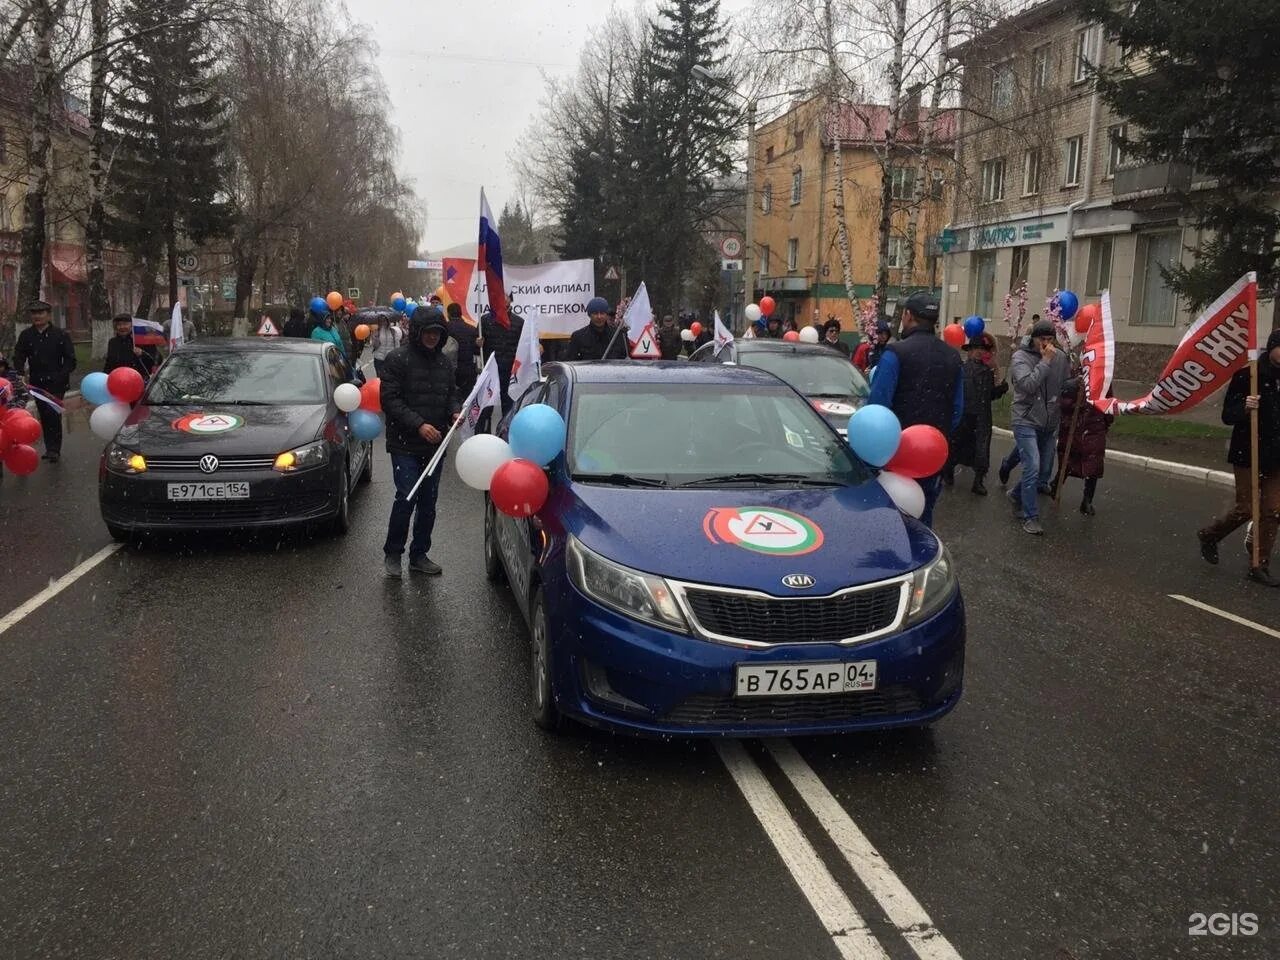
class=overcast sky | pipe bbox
[358,0,753,255]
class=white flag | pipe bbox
[713,310,734,356]
[169,302,184,350]
[460,354,503,440]
[621,281,652,346]
[509,311,541,398]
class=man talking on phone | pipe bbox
[1003,319,1069,535]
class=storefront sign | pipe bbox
[969,218,1065,250]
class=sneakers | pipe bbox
[1247,566,1280,588]
[384,556,402,579]
[1197,533,1219,566]
[1022,518,1044,535]
[408,556,443,576]
[42,452,59,463]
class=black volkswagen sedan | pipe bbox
[99,339,372,540]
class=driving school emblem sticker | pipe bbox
[173,413,245,435]
[703,507,825,557]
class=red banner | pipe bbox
[1083,274,1257,416]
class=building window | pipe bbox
[1105,124,1127,176]
[991,61,1014,108]
[762,183,772,214]
[930,169,945,200]
[1136,231,1181,326]
[1048,242,1067,292]
[887,236,908,269]
[974,251,997,318]
[1031,44,1050,92]
[980,157,1005,202]
[790,168,802,204]
[1011,246,1030,288]
[890,166,913,201]
[1087,236,1113,295]
[765,145,775,163]
[759,244,770,277]
[1072,29,1091,83]
[787,238,799,271]
[1023,149,1041,195]
[1063,136,1082,187]
[794,129,805,150]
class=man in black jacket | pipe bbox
[104,315,159,377]
[566,297,628,361]
[447,303,479,396]
[479,304,524,414]
[1199,328,1280,587]
[282,307,309,338]
[657,315,682,360]
[380,306,460,578]
[13,300,75,462]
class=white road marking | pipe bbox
[1168,594,1280,640]
[0,544,122,638]
[767,739,965,960]
[715,740,890,960]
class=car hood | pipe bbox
[117,403,328,456]
[559,481,938,594]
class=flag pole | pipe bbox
[1053,379,1085,505]
[407,418,462,501]
[1247,274,1261,570]
[603,320,626,359]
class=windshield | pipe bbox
[741,349,869,399]
[147,351,327,405]
[568,382,872,486]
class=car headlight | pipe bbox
[105,442,147,474]
[566,535,689,632]
[904,544,958,626]
[274,440,330,472]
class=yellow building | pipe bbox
[752,96,956,330]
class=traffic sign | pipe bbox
[257,317,279,337]
[604,266,620,281]
[720,236,743,258]
[630,324,661,359]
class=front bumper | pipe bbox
[543,574,965,737]
[99,464,341,531]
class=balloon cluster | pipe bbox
[333,379,385,441]
[0,406,42,475]
[743,295,778,327]
[456,404,566,518]
[1053,290,1101,343]
[81,367,147,441]
[846,405,949,519]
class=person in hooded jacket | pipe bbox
[380,306,460,578]
[282,307,310,338]
[945,332,1007,495]
[657,315,682,360]
[310,309,345,356]
[566,297,629,361]
[1198,328,1280,587]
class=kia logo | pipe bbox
[781,574,816,589]
[199,455,219,474]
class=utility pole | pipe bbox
[743,99,757,333]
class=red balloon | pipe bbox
[689,322,703,337]
[942,324,966,348]
[0,426,8,454]
[359,378,381,412]
[886,425,950,479]
[1074,303,1099,334]
[759,296,777,317]
[1,407,26,428]
[490,458,549,518]
[4,411,40,445]
[3,443,39,476]
[783,330,800,342]
[107,366,145,404]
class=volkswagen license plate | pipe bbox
[167,482,250,501]
[734,661,876,698]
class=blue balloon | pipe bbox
[348,409,383,441]
[509,403,567,467]
[1057,290,1079,321]
[80,371,114,406]
[392,296,407,312]
[963,315,985,340]
[310,296,327,315]
[847,404,902,468]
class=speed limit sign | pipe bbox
[720,236,743,258]
[177,253,199,273]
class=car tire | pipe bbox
[529,588,561,732]
[358,443,373,484]
[105,523,133,544]
[328,463,351,536]
[483,497,506,584]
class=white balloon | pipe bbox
[799,326,820,343]
[680,329,695,342]
[878,470,925,519]
[744,304,762,323]
[90,400,132,441]
[456,433,514,490]
[333,383,361,413]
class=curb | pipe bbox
[992,427,1234,489]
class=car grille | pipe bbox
[108,493,330,525]
[145,456,277,471]
[665,685,924,726]
[681,582,904,645]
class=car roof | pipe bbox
[170,338,329,355]
[735,339,844,356]
[550,360,783,388]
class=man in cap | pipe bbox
[565,297,629,361]
[1001,319,1068,535]
[867,292,963,527]
[13,300,76,462]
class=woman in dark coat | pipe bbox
[1055,382,1114,515]
[947,332,1007,495]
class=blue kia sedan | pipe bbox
[486,362,965,737]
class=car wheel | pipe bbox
[328,463,351,536]
[105,523,133,544]
[358,443,373,484]
[483,497,506,584]
[529,588,561,732]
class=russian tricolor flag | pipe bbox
[477,188,509,329]
[132,318,167,346]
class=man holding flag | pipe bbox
[13,300,75,463]
[566,297,628,361]
[105,314,161,376]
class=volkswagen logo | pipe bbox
[781,574,816,589]
[199,455,219,474]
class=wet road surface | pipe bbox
[1,418,1276,959]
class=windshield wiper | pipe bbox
[572,472,669,488]
[678,473,844,488]
[219,400,274,406]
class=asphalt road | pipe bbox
[1,411,1276,959]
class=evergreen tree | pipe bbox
[498,200,541,264]
[1079,0,1280,307]
[109,0,230,316]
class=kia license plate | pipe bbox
[734,661,876,698]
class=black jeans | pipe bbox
[383,452,445,561]
[33,388,64,454]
